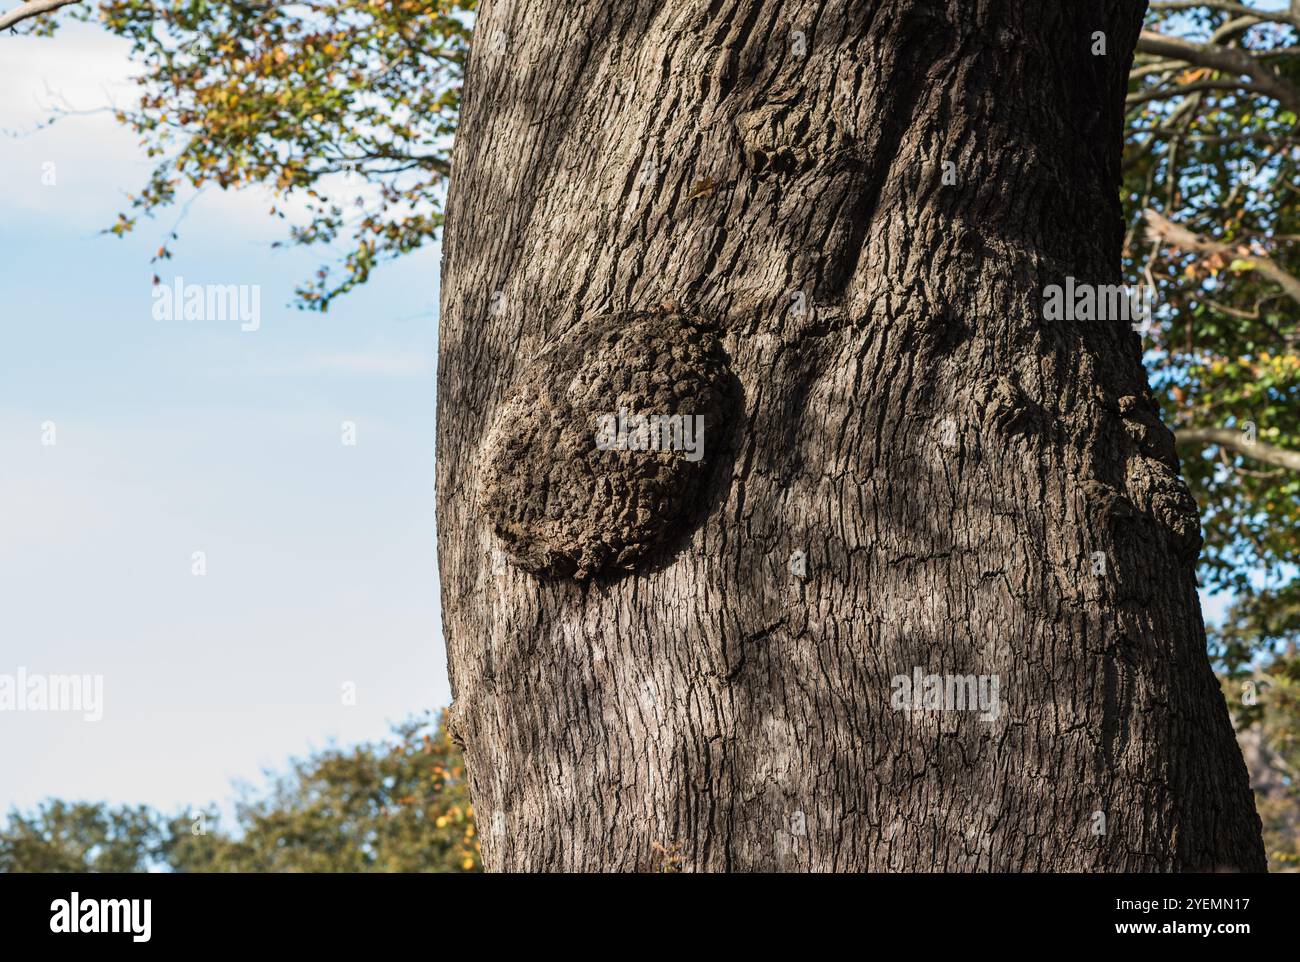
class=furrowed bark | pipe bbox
[437,0,1265,872]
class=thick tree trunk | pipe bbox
[437,0,1265,871]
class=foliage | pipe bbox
[1216,594,1300,870]
[0,800,160,872]
[24,0,475,310]
[0,711,480,873]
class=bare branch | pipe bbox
[1128,129,1299,145]
[1136,29,1300,114]
[1126,78,1272,105]
[1150,0,1300,27]
[0,0,81,31]
[1144,209,1300,307]
[1177,427,1300,472]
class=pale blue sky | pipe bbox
[2,24,450,817]
[1,19,1238,821]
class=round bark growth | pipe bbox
[478,310,733,580]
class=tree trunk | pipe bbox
[437,0,1265,872]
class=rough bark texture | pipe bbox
[437,0,1266,872]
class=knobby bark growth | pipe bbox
[437,0,1266,871]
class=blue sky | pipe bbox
[1,18,1239,821]
[1,23,449,818]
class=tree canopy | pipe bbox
[0,712,480,872]
[17,0,474,309]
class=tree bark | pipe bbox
[437,0,1265,872]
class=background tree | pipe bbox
[0,712,480,873]
[1216,594,1300,868]
[0,800,159,872]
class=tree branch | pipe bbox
[0,0,81,31]
[1135,29,1300,114]
[1177,427,1300,472]
[1126,78,1272,106]
[1144,209,1300,307]
[1151,1,1300,29]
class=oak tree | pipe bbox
[437,0,1266,871]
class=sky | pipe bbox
[1,23,450,818]
[0,17,1240,821]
